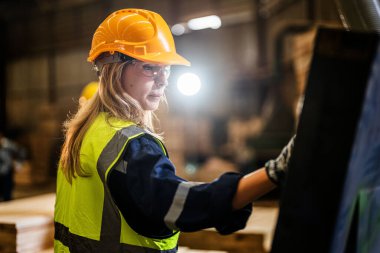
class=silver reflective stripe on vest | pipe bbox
[97,125,145,249]
[55,222,178,253]
[164,181,204,230]
[97,125,146,183]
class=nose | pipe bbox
[153,71,169,87]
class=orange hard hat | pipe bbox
[87,9,190,66]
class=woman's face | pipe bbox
[122,61,170,111]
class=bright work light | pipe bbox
[177,73,202,96]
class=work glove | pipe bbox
[265,135,296,185]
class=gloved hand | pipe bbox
[265,135,296,185]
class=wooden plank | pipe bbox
[179,207,278,253]
[0,193,55,215]
[180,230,264,253]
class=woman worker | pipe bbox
[54,8,295,253]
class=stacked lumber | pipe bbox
[0,193,55,253]
[0,215,53,253]
[179,206,279,253]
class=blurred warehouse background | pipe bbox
[0,0,378,195]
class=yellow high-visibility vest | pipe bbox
[54,113,179,252]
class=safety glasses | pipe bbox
[130,60,171,78]
[93,52,171,78]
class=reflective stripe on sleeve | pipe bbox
[164,181,204,230]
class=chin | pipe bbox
[143,103,160,111]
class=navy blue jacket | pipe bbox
[108,134,251,238]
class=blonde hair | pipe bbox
[59,62,164,183]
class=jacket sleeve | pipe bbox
[107,134,252,238]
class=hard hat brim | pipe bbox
[88,50,190,67]
[132,52,191,66]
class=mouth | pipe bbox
[148,94,163,101]
[149,93,163,98]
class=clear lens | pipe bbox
[132,61,171,78]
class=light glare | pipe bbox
[188,15,222,30]
[171,24,186,36]
[177,73,202,96]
